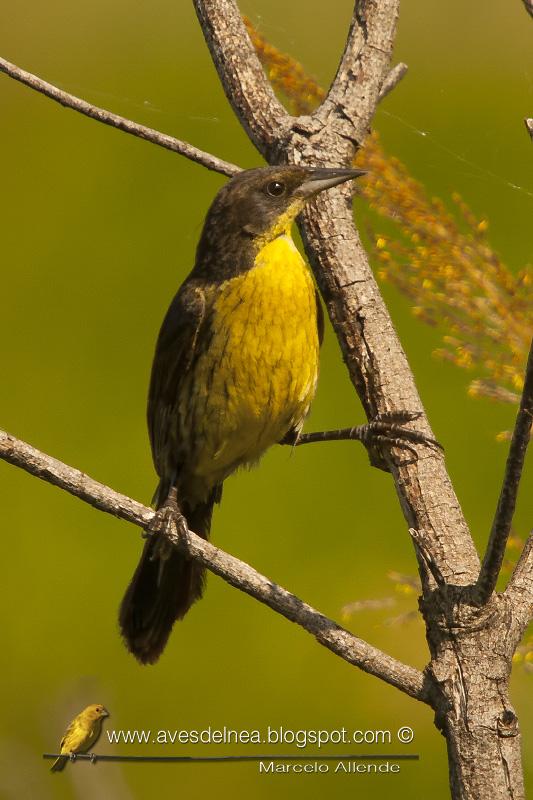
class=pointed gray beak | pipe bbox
[297,167,367,198]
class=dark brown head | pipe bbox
[194,165,365,278]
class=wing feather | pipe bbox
[147,280,206,483]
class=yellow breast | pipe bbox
[182,234,319,491]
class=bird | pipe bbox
[50,704,109,771]
[118,164,366,665]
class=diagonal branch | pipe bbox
[296,192,481,590]
[0,55,239,177]
[193,0,290,157]
[316,0,400,143]
[0,428,431,704]
[475,338,533,605]
[249,0,481,592]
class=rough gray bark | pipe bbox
[0,1,531,797]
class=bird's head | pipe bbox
[209,165,365,239]
[195,165,365,273]
[85,704,110,721]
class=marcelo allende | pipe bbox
[259,761,401,774]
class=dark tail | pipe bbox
[50,756,67,772]
[119,492,218,665]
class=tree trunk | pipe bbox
[425,589,524,799]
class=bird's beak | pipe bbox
[101,708,110,717]
[296,167,367,198]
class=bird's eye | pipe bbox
[266,181,286,197]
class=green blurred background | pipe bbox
[0,1,531,797]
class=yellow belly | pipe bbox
[180,235,319,493]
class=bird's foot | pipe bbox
[355,411,442,460]
[68,752,77,763]
[88,753,97,764]
[143,487,189,549]
[146,505,189,541]
[287,411,442,467]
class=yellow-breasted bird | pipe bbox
[119,165,363,664]
[50,704,109,771]
[119,165,434,665]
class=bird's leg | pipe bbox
[281,411,442,461]
[150,490,187,539]
[68,752,77,763]
[145,487,189,584]
[88,753,97,764]
[144,485,189,541]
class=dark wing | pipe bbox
[147,280,205,488]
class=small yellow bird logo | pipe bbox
[50,704,109,772]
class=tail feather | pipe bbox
[119,493,217,665]
[51,756,68,772]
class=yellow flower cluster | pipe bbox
[245,19,532,419]
[358,138,531,410]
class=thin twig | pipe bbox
[476,339,533,604]
[379,62,408,101]
[0,55,239,177]
[0,428,431,703]
[42,752,421,763]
